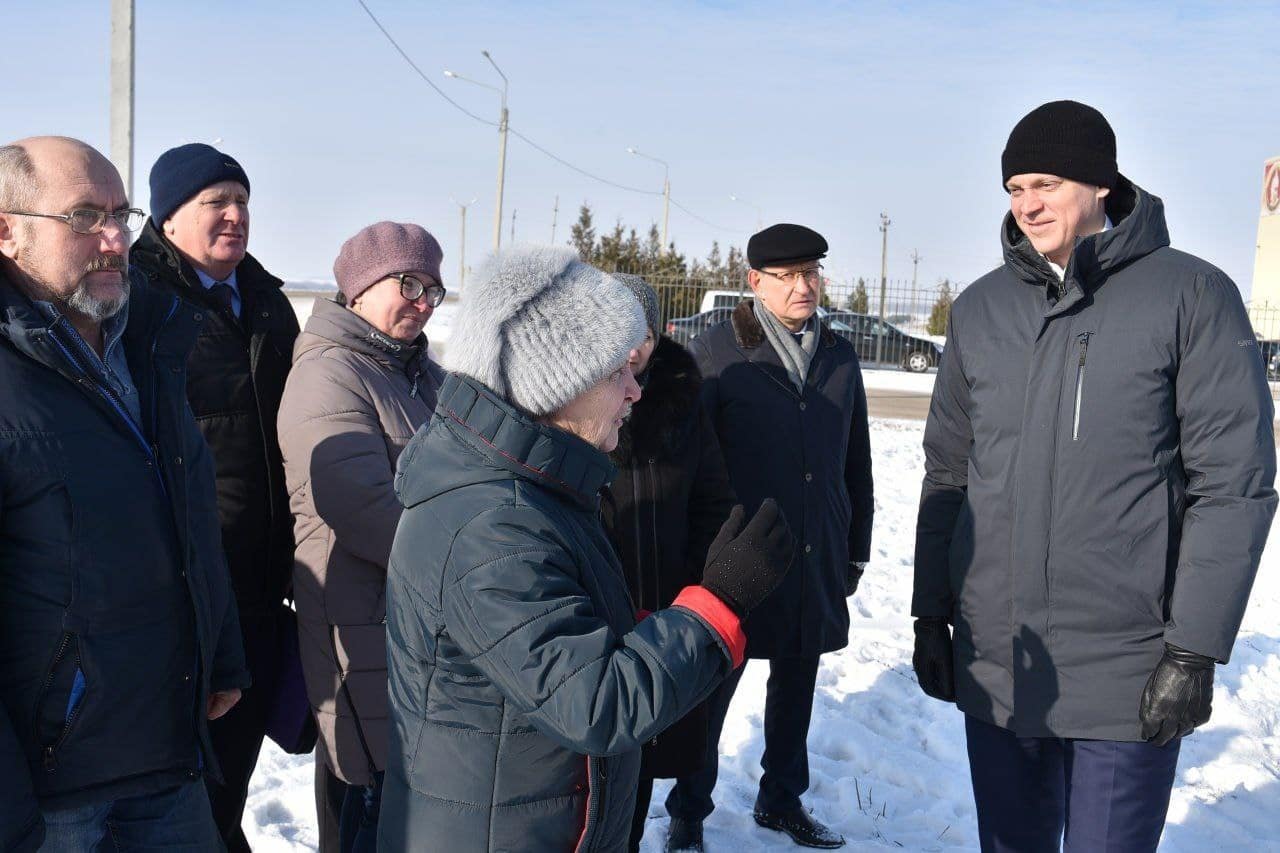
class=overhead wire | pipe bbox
[354,0,748,236]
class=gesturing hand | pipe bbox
[700,499,795,620]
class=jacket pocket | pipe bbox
[1072,332,1092,441]
[31,632,87,771]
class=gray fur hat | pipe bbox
[445,245,646,417]
[612,273,659,336]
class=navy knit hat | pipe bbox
[149,143,251,224]
[1001,100,1117,190]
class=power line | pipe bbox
[355,0,744,236]
[354,0,498,128]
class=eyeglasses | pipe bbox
[760,264,824,288]
[1,208,146,235]
[394,273,446,307]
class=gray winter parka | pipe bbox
[277,298,443,785]
[380,374,745,853]
[913,178,1277,740]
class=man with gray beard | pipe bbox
[0,136,248,852]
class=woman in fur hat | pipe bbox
[379,246,793,852]
[601,275,736,853]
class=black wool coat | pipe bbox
[130,220,299,615]
[602,336,736,777]
[690,302,874,659]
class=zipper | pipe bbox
[1071,332,1092,441]
[575,756,606,853]
[34,633,84,771]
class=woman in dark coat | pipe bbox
[602,275,736,853]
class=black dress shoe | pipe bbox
[665,818,704,851]
[752,808,845,849]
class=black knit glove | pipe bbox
[845,562,866,597]
[1140,644,1215,747]
[700,500,794,620]
[912,618,956,702]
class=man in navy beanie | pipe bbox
[913,100,1276,851]
[130,144,304,852]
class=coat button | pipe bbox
[805,473,812,482]
[804,544,812,554]
[261,311,270,319]
[193,312,203,322]
[174,456,183,466]
[799,401,807,411]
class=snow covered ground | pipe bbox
[242,418,1280,852]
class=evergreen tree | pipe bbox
[569,204,596,260]
[847,277,870,313]
[928,278,954,336]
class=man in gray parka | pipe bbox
[912,100,1276,852]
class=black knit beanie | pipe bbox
[1001,100,1117,189]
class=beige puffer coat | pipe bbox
[278,297,443,784]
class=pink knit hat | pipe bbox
[333,221,444,303]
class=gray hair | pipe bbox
[0,144,37,212]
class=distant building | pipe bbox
[1249,156,1280,338]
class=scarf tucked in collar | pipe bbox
[753,298,817,392]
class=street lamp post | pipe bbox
[729,194,763,232]
[444,50,508,252]
[451,197,476,289]
[877,212,891,365]
[626,147,670,253]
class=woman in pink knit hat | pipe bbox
[277,221,446,853]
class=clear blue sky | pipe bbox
[5,0,1277,294]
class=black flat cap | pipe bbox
[747,223,828,269]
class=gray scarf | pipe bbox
[754,299,817,392]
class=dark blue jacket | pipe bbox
[690,301,874,658]
[0,270,249,851]
[380,374,744,852]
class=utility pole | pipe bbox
[452,197,475,289]
[550,195,559,243]
[627,147,671,254]
[445,54,508,252]
[109,0,135,200]
[510,209,517,244]
[877,213,891,365]
[910,249,922,327]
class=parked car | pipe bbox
[666,306,734,346]
[826,311,942,372]
[699,289,751,313]
[1257,338,1280,380]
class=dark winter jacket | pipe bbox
[0,270,249,852]
[277,298,443,785]
[381,374,746,853]
[690,301,874,659]
[913,177,1277,740]
[601,336,736,778]
[130,219,299,614]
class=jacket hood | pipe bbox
[131,217,283,293]
[296,296,430,371]
[396,372,615,512]
[612,335,701,462]
[1000,175,1171,289]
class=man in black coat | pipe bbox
[0,136,248,852]
[687,224,874,849]
[129,144,300,852]
[912,101,1276,851]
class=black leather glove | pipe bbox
[912,618,956,702]
[845,562,866,597]
[700,500,794,620]
[1140,643,1215,747]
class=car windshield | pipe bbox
[828,319,855,332]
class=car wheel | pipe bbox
[905,351,931,373]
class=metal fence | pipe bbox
[1247,301,1280,389]
[603,265,961,373]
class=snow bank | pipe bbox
[242,418,1280,852]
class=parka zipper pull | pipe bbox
[1072,332,1092,441]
